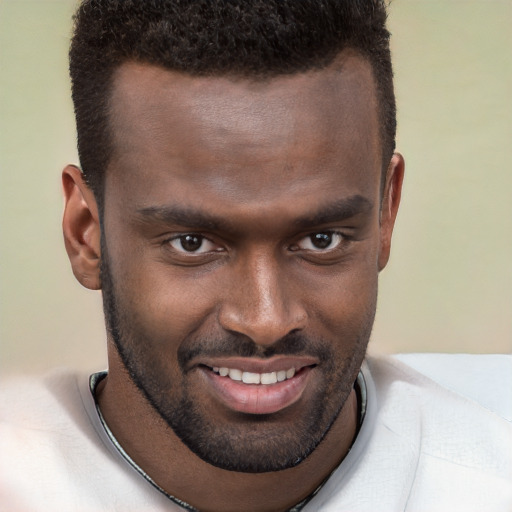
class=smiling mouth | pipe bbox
[199,361,316,415]
[208,366,299,385]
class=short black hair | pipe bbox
[70,0,395,207]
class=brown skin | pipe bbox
[62,52,404,511]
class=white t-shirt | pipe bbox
[1,354,511,511]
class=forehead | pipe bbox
[106,53,381,208]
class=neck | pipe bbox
[96,348,359,512]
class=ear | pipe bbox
[62,165,102,290]
[378,153,405,271]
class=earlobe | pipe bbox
[378,153,405,271]
[62,165,102,290]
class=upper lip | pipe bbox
[195,355,319,374]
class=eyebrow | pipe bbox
[136,194,373,233]
[136,205,234,232]
[294,195,373,229]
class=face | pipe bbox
[98,55,399,472]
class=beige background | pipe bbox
[1,0,511,377]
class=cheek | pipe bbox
[112,254,219,341]
[308,280,377,339]
[295,253,379,331]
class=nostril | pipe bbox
[217,291,308,347]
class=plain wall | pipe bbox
[1,0,511,376]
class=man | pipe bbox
[1,1,511,511]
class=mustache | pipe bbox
[178,330,331,369]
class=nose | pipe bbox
[218,250,307,346]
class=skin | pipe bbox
[62,52,403,511]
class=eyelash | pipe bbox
[162,230,350,256]
[165,234,222,254]
[291,231,348,252]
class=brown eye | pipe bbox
[168,234,217,253]
[310,233,332,249]
[180,235,202,251]
[296,232,343,251]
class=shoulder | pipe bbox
[313,354,512,511]
[373,352,512,420]
[0,368,111,450]
[365,353,512,461]
[0,369,176,511]
[362,353,512,510]
[1,368,87,421]
[0,368,97,462]
[0,370,99,509]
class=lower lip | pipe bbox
[201,367,313,415]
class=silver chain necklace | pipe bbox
[91,370,367,512]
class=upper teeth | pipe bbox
[211,367,296,384]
